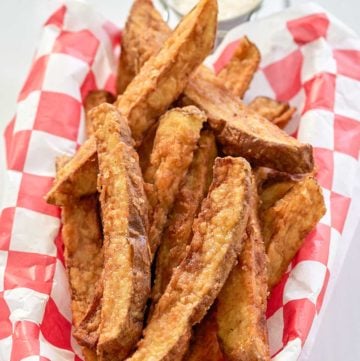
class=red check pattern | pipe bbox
[0,3,359,361]
[212,6,360,360]
[0,3,120,360]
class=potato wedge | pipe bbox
[56,157,102,361]
[151,130,217,306]
[84,90,115,137]
[128,157,251,361]
[91,104,151,361]
[248,96,296,129]
[184,68,314,174]
[217,36,261,98]
[144,106,205,256]
[263,176,326,289]
[217,178,270,361]
[116,0,217,145]
[116,0,171,94]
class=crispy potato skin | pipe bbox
[90,104,151,361]
[116,0,217,145]
[152,130,217,306]
[84,90,115,137]
[128,157,251,361]
[248,96,296,129]
[116,0,171,94]
[144,106,205,256]
[263,176,326,289]
[184,68,314,174]
[217,178,270,361]
[217,37,261,99]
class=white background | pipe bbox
[0,1,359,360]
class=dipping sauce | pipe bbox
[169,0,261,21]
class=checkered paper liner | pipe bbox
[0,1,359,360]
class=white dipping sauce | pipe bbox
[169,0,261,21]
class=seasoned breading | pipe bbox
[184,68,314,174]
[217,36,260,98]
[116,0,217,145]
[46,0,217,205]
[263,176,326,289]
[248,96,296,129]
[91,104,151,361]
[116,0,171,94]
[45,138,98,205]
[217,178,270,361]
[152,130,217,306]
[187,304,224,361]
[144,106,205,256]
[84,90,115,137]
[128,157,251,361]
[56,157,102,361]
[61,195,103,327]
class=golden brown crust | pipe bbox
[56,157,102,361]
[90,103,151,361]
[263,176,326,289]
[115,0,218,145]
[186,304,224,361]
[144,106,205,256]
[151,130,217,306]
[84,90,116,137]
[45,138,98,206]
[217,178,270,361]
[116,0,171,94]
[184,68,314,174]
[128,157,251,361]
[217,37,261,99]
[248,96,296,129]
[61,196,103,327]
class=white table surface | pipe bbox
[0,1,359,360]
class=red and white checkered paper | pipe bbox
[1,2,359,360]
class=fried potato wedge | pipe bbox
[217,179,270,361]
[144,106,205,256]
[128,157,251,361]
[56,157,102,361]
[45,138,98,205]
[116,0,217,145]
[91,104,151,361]
[152,130,217,305]
[116,0,171,94]
[61,194,103,327]
[184,68,314,174]
[217,36,261,98]
[187,304,224,361]
[248,96,296,129]
[263,176,326,289]
[84,90,115,137]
